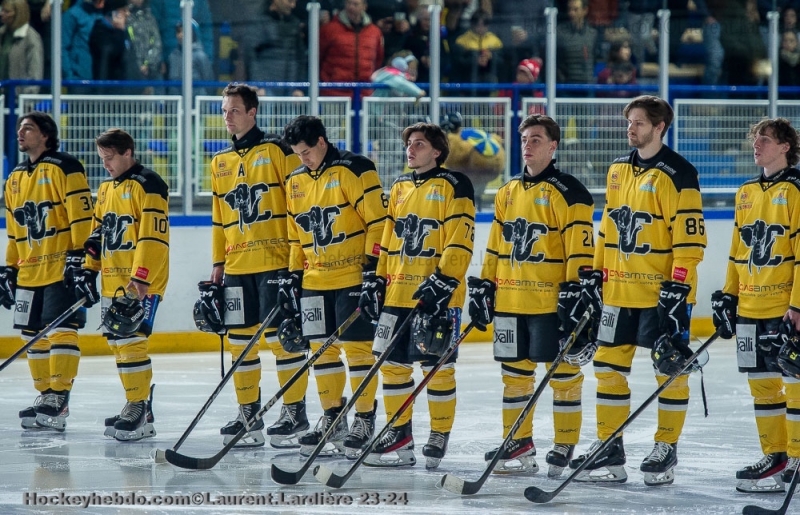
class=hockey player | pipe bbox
[208,83,309,448]
[70,128,169,441]
[2,112,93,431]
[711,117,800,492]
[360,122,475,469]
[570,95,706,486]
[281,115,387,458]
[469,114,596,477]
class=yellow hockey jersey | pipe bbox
[378,167,475,309]
[480,162,595,315]
[210,128,294,274]
[723,168,800,318]
[286,145,388,290]
[4,150,93,287]
[594,147,706,306]
[84,164,169,296]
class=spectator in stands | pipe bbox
[62,0,103,84]
[292,0,335,25]
[167,20,214,96]
[375,8,412,59]
[150,0,213,72]
[596,40,637,93]
[556,0,597,93]
[371,51,425,98]
[404,4,435,83]
[319,0,384,97]
[598,62,637,98]
[127,0,163,93]
[0,0,43,93]
[500,58,546,115]
[89,0,141,94]
[782,6,800,42]
[718,0,767,87]
[499,23,540,83]
[27,0,50,80]
[241,0,306,96]
[452,10,504,91]
[626,0,658,68]
[779,30,800,98]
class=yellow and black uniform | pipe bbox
[593,147,706,444]
[210,126,307,406]
[375,166,475,435]
[480,162,594,448]
[5,149,93,395]
[722,168,800,461]
[285,144,387,414]
[84,164,169,403]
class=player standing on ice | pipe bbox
[281,115,387,458]
[468,114,596,477]
[711,117,800,492]
[570,95,706,486]
[3,112,93,432]
[359,122,475,469]
[71,128,169,441]
[206,83,310,448]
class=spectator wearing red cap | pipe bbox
[501,57,545,115]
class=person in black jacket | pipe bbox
[88,0,142,95]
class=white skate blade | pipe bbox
[736,476,785,493]
[103,426,116,438]
[20,417,38,430]
[548,464,566,478]
[225,430,265,448]
[425,456,443,470]
[114,423,156,442]
[644,468,675,486]
[34,414,67,432]
[344,446,365,460]
[574,465,628,483]
[299,441,345,458]
[364,449,416,467]
[491,456,539,475]
[268,432,305,449]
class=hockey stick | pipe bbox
[314,321,478,489]
[153,305,279,463]
[438,307,593,495]
[0,297,87,373]
[743,466,800,515]
[163,308,362,469]
[270,307,420,485]
[524,328,722,504]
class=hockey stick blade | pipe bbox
[524,328,722,504]
[315,322,477,489]
[438,308,592,495]
[742,466,800,515]
[271,308,420,486]
[164,309,362,470]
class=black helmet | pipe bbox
[277,316,308,353]
[778,332,800,379]
[193,281,225,334]
[103,288,145,337]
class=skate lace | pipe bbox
[749,453,780,472]
[119,402,144,423]
[551,444,571,459]
[32,393,47,409]
[645,441,672,463]
[41,392,64,410]
[378,426,399,445]
[427,431,446,449]
[276,404,297,425]
[349,415,371,440]
[787,457,800,472]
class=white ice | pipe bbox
[0,339,794,514]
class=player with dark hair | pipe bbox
[359,122,475,469]
[711,117,800,492]
[3,111,93,431]
[470,114,596,477]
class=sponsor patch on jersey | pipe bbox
[736,323,757,368]
[372,243,381,256]
[493,316,518,359]
[426,189,445,202]
[223,287,245,326]
[325,180,340,189]
[121,192,131,200]
[373,312,398,354]
[13,288,34,326]
[253,155,271,166]
[639,174,657,193]
[37,177,51,185]
[597,305,620,343]
[672,267,688,282]
[773,191,788,205]
[300,296,325,336]
[134,267,149,280]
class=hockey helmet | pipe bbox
[193,281,225,334]
[564,339,598,367]
[651,334,694,376]
[777,334,800,379]
[411,312,453,357]
[277,316,309,353]
[103,288,145,337]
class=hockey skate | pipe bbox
[221,398,265,448]
[34,390,70,431]
[19,392,48,430]
[485,436,538,474]
[364,421,416,467]
[106,386,156,442]
[422,431,450,470]
[640,442,677,486]
[736,452,787,493]
[343,402,376,459]
[569,436,627,483]
[266,399,309,449]
[546,444,575,478]
[782,457,799,485]
[298,398,348,457]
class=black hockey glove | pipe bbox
[277,270,303,319]
[578,268,603,328]
[657,281,691,343]
[84,225,103,261]
[196,281,225,333]
[557,281,584,333]
[0,266,17,310]
[72,269,100,308]
[757,321,792,373]
[63,250,85,290]
[467,276,496,331]
[359,271,386,322]
[710,290,737,339]
[412,270,459,317]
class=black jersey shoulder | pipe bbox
[434,167,475,202]
[548,169,594,207]
[330,149,377,178]
[43,152,87,175]
[128,164,170,199]
[262,134,294,156]
[780,167,800,192]
[650,147,701,191]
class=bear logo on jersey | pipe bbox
[13,200,55,246]
[101,212,134,254]
[501,217,547,267]
[223,183,272,233]
[608,205,652,257]
[740,219,785,273]
[394,213,440,262]
[295,205,346,255]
